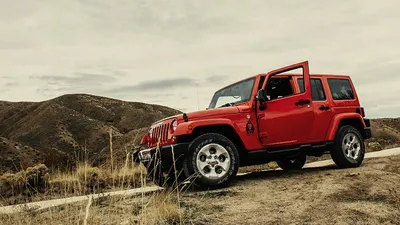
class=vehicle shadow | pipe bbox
[233,164,340,183]
[180,164,344,193]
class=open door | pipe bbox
[256,61,315,147]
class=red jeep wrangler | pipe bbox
[136,61,372,189]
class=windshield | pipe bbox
[208,77,256,109]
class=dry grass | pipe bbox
[0,164,50,199]
[0,160,202,224]
[0,162,147,205]
[0,133,200,225]
[0,160,195,224]
[0,129,148,206]
[0,188,208,225]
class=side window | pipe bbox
[311,79,326,101]
[327,78,355,100]
[297,78,326,101]
[264,77,294,100]
[298,79,305,93]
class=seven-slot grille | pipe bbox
[151,122,171,144]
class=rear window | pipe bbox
[327,78,355,100]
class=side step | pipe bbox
[242,141,334,166]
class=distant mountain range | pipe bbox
[0,94,181,173]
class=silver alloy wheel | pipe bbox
[196,143,231,179]
[342,132,361,160]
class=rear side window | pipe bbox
[327,78,355,100]
[297,78,326,101]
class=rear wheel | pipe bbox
[330,125,365,168]
[276,154,307,170]
[183,133,239,189]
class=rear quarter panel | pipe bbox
[320,75,365,140]
[325,113,367,140]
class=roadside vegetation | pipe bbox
[0,131,203,224]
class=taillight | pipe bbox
[356,107,365,117]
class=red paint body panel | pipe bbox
[142,61,368,153]
[325,113,366,140]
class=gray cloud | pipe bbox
[30,73,118,85]
[205,74,229,84]
[105,77,197,94]
[4,82,18,87]
[0,76,12,80]
[0,78,18,93]
[30,72,121,97]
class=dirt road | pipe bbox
[0,186,164,215]
[184,153,400,224]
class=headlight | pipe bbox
[171,120,178,131]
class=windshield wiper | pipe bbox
[219,102,234,108]
[219,101,243,108]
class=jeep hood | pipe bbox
[182,106,240,120]
[151,106,240,125]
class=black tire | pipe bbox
[147,158,186,188]
[330,125,365,168]
[183,133,239,189]
[276,154,307,170]
[144,158,165,187]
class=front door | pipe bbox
[257,61,315,147]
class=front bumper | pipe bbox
[135,143,189,173]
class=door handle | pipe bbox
[319,105,330,111]
[295,99,310,106]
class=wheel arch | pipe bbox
[177,124,247,162]
[326,113,366,140]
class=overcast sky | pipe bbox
[1,0,399,118]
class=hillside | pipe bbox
[367,118,400,150]
[0,94,181,173]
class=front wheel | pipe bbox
[330,125,365,168]
[183,133,239,189]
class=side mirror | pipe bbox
[256,89,267,110]
[256,89,267,103]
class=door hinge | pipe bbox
[257,114,265,119]
[259,132,268,138]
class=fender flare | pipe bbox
[173,118,237,136]
[325,113,366,140]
